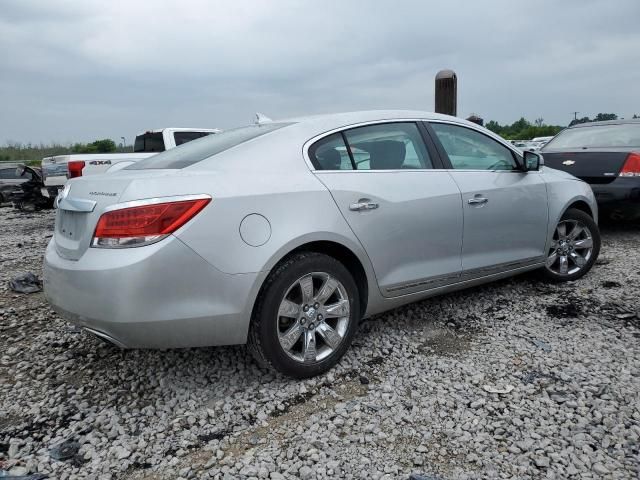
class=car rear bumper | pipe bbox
[43,236,263,348]
[591,177,640,219]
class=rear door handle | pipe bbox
[468,197,488,205]
[349,201,379,211]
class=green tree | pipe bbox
[569,116,591,127]
[593,113,617,122]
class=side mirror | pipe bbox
[522,151,543,171]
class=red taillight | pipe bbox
[620,152,640,177]
[68,160,85,178]
[92,197,211,248]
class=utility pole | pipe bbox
[571,112,579,121]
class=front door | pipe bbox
[309,122,464,296]
[427,122,549,277]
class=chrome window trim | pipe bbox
[102,193,212,213]
[302,117,528,173]
[303,118,435,172]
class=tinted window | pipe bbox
[431,123,517,170]
[134,133,166,152]
[174,131,214,146]
[309,133,353,170]
[544,123,640,149]
[128,123,292,170]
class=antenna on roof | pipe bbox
[255,113,273,124]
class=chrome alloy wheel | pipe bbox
[277,272,350,363]
[546,220,594,276]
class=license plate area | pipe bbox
[57,210,85,242]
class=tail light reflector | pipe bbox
[92,196,211,248]
[68,160,85,178]
[620,152,640,177]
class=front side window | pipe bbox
[310,122,432,171]
[431,123,517,171]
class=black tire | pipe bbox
[248,252,360,378]
[541,208,601,282]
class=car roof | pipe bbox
[570,118,640,129]
[281,109,475,126]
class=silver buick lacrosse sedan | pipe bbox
[44,111,600,377]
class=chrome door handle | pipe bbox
[468,197,488,205]
[349,201,379,211]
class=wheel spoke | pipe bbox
[573,237,593,249]
[303,330,317,363]
[279,321,304,351]
[278,299,300,318]
[316,322,342,349]
[546,251,558,268]
[323,299,350,318]
[568,224,584,240]
[315,276,338,304]
[556,222,567,238]
[298,275,314,305]
[559,255,569,274]
[569,251,586,267]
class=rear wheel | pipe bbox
[248,252,360,378]
[542,208,600,282]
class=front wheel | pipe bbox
[542,208,600,282]
[248,252,360,378]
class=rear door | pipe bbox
[310,121,463,297]
[427,121,548,277]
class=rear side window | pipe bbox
[431,123,517,171]
[128,123,292,170]
[308,133,353,170]
[310,122,433,170]
[545,123,640,149]
[174,131,214,146]
[134,133,165,152]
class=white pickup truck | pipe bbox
[41,127,220,190]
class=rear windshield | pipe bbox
[128,123,292,170]
[134,132,165,152]
[545,123,640,149]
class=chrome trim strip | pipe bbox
[302,118,433,171]
[302,117,528,173]
[102,193,212,213]
[383,256,544,296]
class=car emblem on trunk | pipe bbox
[562,160,576,166]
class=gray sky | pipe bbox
[1,0,639,144]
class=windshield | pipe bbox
[544,123,640,149]
[128,123,292,170]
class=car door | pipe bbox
[309,121,463,297]
[426,121,548,278]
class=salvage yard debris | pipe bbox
[8,273,42,294]
[0,210,639,478]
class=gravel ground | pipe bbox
[0,207,639,480]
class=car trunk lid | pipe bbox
[54,170,178,260]
[541,148,630,184]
